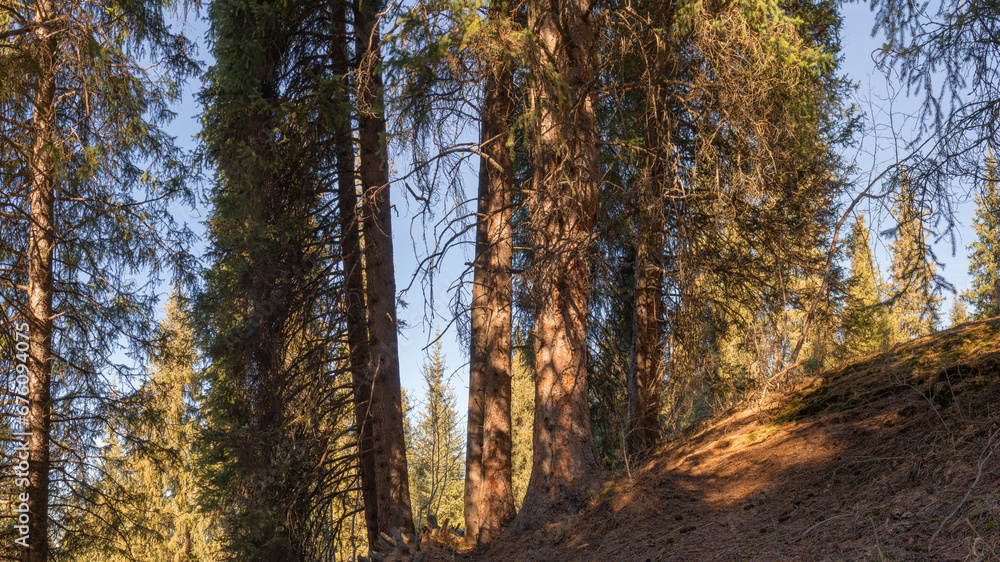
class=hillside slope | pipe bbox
[473,318,1000,560]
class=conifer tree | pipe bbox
[841,215,892,358]
[465,0,518,539]
[888,180,942,340]
[406,338,464,532]
[601,0,850,442]
[515,0,603,529]
[510,343,535,510]
[964,153,1000,319]
[69,294,216,561]
[355,0,415,536]
[387,0,519,542]
[0,1,195,558]
[198,0,360,556]
[949,295,970,327]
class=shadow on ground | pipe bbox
[467,319,1000,561]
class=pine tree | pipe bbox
[964,152,1000,319]
[406,337,464,532]
[841,215,892,358]
[888,180,942,340]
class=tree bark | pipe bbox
[467,2,516,542]
[464,291,485,541]
[26,1,57,559]
[354,0,415,536]
[626,182,665,460]
[514,0,601,530]
[335,2,379,548]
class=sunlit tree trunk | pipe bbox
[355,0,415,535]
[25,2,57,558]
[514,0,601,529]
[466,1,516,541]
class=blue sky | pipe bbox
[162,2,983,413]
[838,2,976,303]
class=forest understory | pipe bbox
[459,318,1000,561]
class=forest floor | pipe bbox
[461,317,1000,561]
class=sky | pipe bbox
[161,3,983,415]
[837,2,977,303]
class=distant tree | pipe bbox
[841,215,892,358]
[949,296,970,327]
[70,294,217,561]
[406,337,464,532]
[888,180,942,340]
[963,153,1000,319]
[510,342,534,510]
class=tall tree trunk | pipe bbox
[464,269,485,541]
[26,1,57,559]
[334,2,380,549]
[626,175,665,460]
[354,0,414,535]
[466,1,516,542]
[514,0,601,530]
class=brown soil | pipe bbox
[466,318,1000,561]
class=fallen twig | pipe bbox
[800,513,850,537]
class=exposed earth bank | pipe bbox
[468,318,1000,561]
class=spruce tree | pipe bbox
[963,153,1000,319]
[68,294,216,561]
[197,0,360,556]
[512,0,605,530]
[949,295,970,327]
[355,0,415,535]
[0,1,195,558]
[841,215,892,358]
[465,1,517,539]
[510,342,535,510]
[888,180,942,340]
[406,338,464,532]
[596,0,852,435]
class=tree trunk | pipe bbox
[334,2,380,549]
[514,0,601,530]
[467,2,516,542]
[464,287,485,541]
[626,184,665,460]
[26,2,57,559]
[355,0,415,536]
